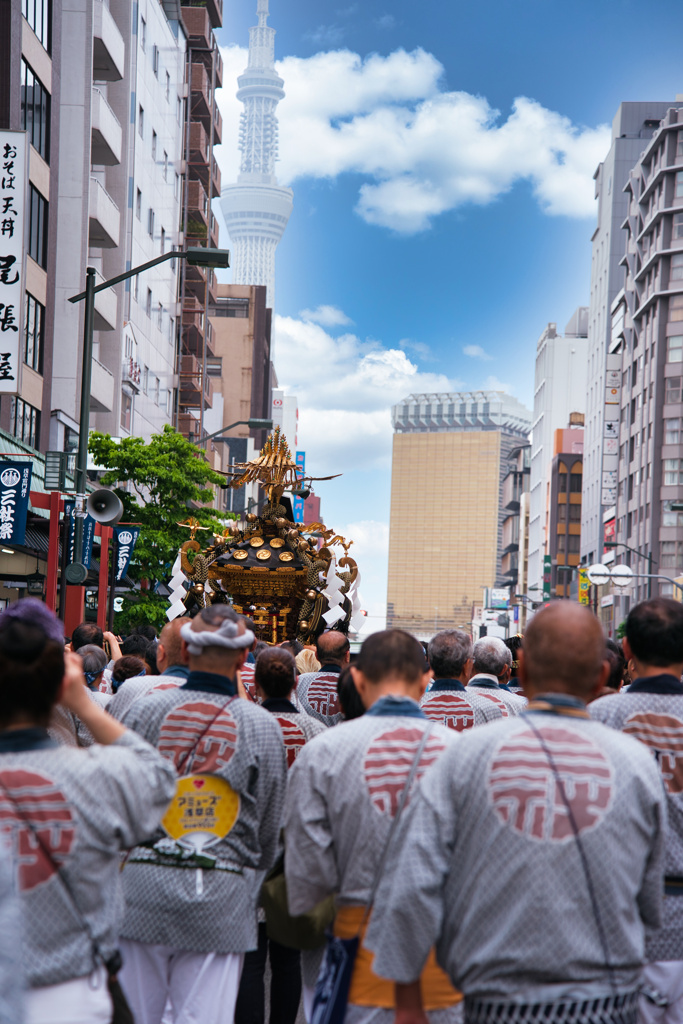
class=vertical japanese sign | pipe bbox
[114,526,140,582]
[542,554,552,600]
[0,131,28,394]
[293,450,305,524]
[63,501,96,569]
[578,568,590,606]
[0,462,32,544]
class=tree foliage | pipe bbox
[88,426,234,630]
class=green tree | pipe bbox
[88,426,234,631]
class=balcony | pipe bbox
[93,270,117,330]
[212,104,222,145]
[91,88,122,165]
[89,177,120,247]
[186,179,209,226]
[184,263,217,304]
[189,121,209,166]
[211,156,221,197]
[93,0,125,81]
[179,353,213,409]
[178,412,200,440]
[182,0,222,30]
[182,300,214,357]
[122,357,142,393]
[181,6,212,49]
[89,357,115,412]
[214,49,222,89]
[190,63,212,124]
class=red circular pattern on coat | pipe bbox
[306,676,340,718]
[476,692,509,717]
[423,694,475,731]
[623,712,683,793]
[0,770,75,891]
[159,700,238,773]
[275,717,307,768]
[363,727,446,817]
[487,726,613,841]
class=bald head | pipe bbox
[157,617,190,674]
[521,603,607,700]
[316,630,350,666]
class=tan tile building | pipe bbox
[387,391,531,638]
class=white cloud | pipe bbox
[299,304,354,327]
[273,314,457,473]
[303,24,345,46]
[463,344,493,361]
[375,14,396,29]
[482,374,513,393]
[216,44,611,234]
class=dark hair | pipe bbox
[253,641,269,657]
[0,619,65,726]
[428,629,473,678]
[255,648,296,699]
[337,665,365,720]
[129,623,158,642]
[356,629,426,685]
[112,656,146,689]
[280,640,303,658]
[604,638,626,690]
[504,634,523,671]
[626,598,683,667]
[71,622,103,652]
[121,634,150,658]
[144,639,159,675]
[316,631,350,664]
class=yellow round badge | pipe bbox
[162,774,240,851]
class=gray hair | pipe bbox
[78,644,107,675]
[473,636,512,677]
[428,629,473,679]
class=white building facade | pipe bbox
[271,388,298,448]
[527,309,589,594]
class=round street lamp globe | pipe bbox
[610,564,634,588]
[586,563,612,586]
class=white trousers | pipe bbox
[26,967,111,1024]
[640,962,683,1024]
[119,938,244,1024]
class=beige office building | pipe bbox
[387,391,531,637]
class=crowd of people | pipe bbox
[0,594,680,1024]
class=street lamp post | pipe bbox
[67,246,231,576]
[194,418,274,447]
[604,540,655,598]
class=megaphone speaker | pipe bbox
[86,488,124,525]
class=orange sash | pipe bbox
[333,905,461,1010]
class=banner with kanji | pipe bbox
[114,526,140,582]
[0,131,28,394]
[63,500,96,569]
[0,462,31,543]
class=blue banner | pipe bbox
[293,451,305,524]
[115,526,140,582]
[0,462,32,545]
[64,501,96,569]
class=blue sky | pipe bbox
[214,0,683,627]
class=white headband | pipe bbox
[181,618,255,656]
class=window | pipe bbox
[677,172,683,198]
[207,357,222,377]
[165,71,170,102]
[671,296,683,322]
[28,185,47,268]
[160,227,165,254]
[664,459,683,485]
[21,61,50,162]
[569,473,582,493]
[142,366,149,394]
[666,418,681,444]
[557,504,567,522]
[661,541,683,570]
[174,172,180,200]
[675,213,683,240]
[668,335,683,362]
[629,436,635,463]
[140,16,146,52]
[672,254,683,281]
[569,504,581,523]
[176,96,182,125]
[163,151,168,181]
[9,397,40,448]
[152,130,157,161]
[138,105,144,139]
[663,501,683,527]
[133,275,139,302]
[153,45,159,76]
[567,535,581,554]
[169,316,175,343]
[135,188,142,220]
[22,0,50,50]
[666,377,683,404]
[557,534,566,553]
[147,207,154,238]
[146,288,152,317]
[24,293,43,373]
[121,392,132,432]
[678,130,683,159]
[154,377,160,404]
[558,473,567,493]
[157,302,162,330]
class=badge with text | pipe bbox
[162,773,240,853]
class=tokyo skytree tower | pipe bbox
[221,0,293,309]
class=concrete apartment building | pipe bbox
[547,420,584,598]
[527,308,588,594]
[607,102,683,620]
[501,441,531,593]
[582,102,675,568]
[387,391,531,638]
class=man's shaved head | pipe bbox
[521,603,606,700]
[158,617,190,669]
[316,630,350,665]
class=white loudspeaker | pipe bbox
[86,488,124,525]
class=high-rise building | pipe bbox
[527,308,588,593]
[581,102,674,568]
[220,0,292,309]
[501,442,531,596]
[609,103,683,621]
[271,386,298,448]
[387,391,531,638]
[547,420,584,598]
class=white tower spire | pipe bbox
[220,0,293,308]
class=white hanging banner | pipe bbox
[0,131,28,395]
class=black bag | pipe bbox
[310,723,434,1024]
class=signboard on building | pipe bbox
[115,526,140,582]
[542,555,552,599]
[488,588,509,609]
[0,132,28,395]
[601,354,622,505]
[578,568,590,606]
[0,462,31,543]
[293,451,305,523]
[603,516,615,555]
